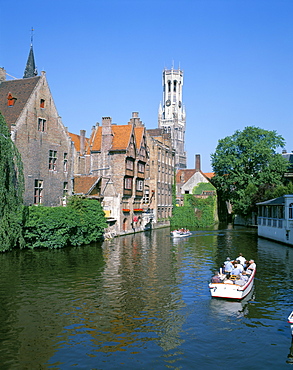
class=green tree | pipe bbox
[0,112,25,251]
[211,126,289,217]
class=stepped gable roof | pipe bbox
[0,76,41,128]
[81,122,143,154]
[74,175,101,195]
[111,124,133,151]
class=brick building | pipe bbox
[0,46,74,206]
[69,112,149,235]
[146,128,175,221]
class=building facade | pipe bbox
[158,67,187,170]
[0,46,74,206]
[257,195,293,246]
[146,128,175,222]
[175,155,215,206]
[69,112,149,236]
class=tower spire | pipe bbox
[23,27,37,78]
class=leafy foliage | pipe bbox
[192,182,215,195]
[211,126,289,217]
[170,195,217,229]
[0,113,25,251]
[24,197,107,249]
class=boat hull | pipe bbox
[209,268,256,300]
[170,231,192,238]
[288,311,293,336]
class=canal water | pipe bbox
[0,225,292,369]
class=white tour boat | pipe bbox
[170,229,192,238]
[209,266,256,300]
[288,311,293,336]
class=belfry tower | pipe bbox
[158,67,187,169]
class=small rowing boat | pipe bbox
[209,266,256,300]
[170,229,192,238]
[288,311,293,336]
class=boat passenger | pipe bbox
[231,263,242,277]
[246,260,256,274]
[235,260,244,273]
[224,257,233,274]
[240,271,249,282]
[236,253,246,265]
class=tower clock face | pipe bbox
[178,101,182,108]
[166,100,171,106]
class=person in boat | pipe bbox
[234,260,244,273]
[230,262,242,277]
[223,257,233,275]
[246,260,256,274]
[211,271,222,283]
[236,253,246,266]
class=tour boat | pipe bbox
[209,266,256,300]
[288,311,293,336]
[170,229,192,238]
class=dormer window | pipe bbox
[7,92,17,107]
[40,99,45,108]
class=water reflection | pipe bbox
[209,288,255,319]
[0,227,292,369]
[287,339,293,364]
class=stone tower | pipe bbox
[158,67,187,169]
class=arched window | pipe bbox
[289,203,293,219]
[168,80,171,92]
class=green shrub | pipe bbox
[170,195,217,229]
[192,182,215,195]
[24,197,107,249]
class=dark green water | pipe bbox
[0,225,292,369]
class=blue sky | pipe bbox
[1,0,292,171]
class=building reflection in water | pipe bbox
[87,230,187,353]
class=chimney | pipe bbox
[80,129,86,155]
[102,117,112,126]
[195,154,201,171]
[102,116,113,151]
[0,67,6,83]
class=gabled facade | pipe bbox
[69,112,149,235]
[0,48,74,206]
[176,154,215,206]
